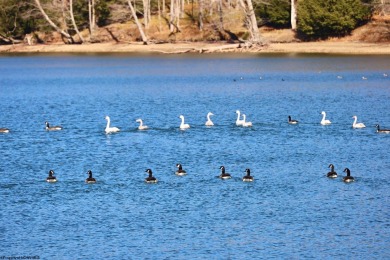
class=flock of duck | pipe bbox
[44,163,354,184]
[326,164,355,183]
[1,109,387,185]
[0,110,389,134]
[44,164,253,184]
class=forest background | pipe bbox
[0,0,389,51]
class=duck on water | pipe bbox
[175,164,187,176]
[46,170,57,183]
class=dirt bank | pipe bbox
[0,41,389,55]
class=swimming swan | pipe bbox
[45,121,63,131]
[46,170,57,183]
[236,110,245,126]
[242,168,254,182]
[85,170,96,184]
[175,163,187,176]
[219,166,232,179]
[242,114,253,127]
[105,116,120,134]
[179,115,190,129]
[352,116,366,128]
[343,168,355,183]
[320,111,331,125]
[375,124,390,134]
[327,164,337,178]
[145,169,158,183]
[0,128,10,133]
[288,116,298,124]
[136,118,148,130]
[205,112,214,126]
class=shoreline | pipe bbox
[0,41,389,55]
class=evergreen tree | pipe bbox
[297,0,372,40]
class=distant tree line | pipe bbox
[0,0,386,45]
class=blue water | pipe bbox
[0,54,389,259]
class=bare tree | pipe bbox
[239,0,264,44]
[127,0,148,44]
[199,0,204,31]
[88,0,96,39]
[169,0,180,32]
[143,0,151,28]
[291,0,297,30]
[33,0,73,42]
[70,0,84,43]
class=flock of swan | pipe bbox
[0,110,389,134]
[44,163,354,184]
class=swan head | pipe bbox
[352,115,357,119]
[321,111,326,115]
[105,116,110,120]
[136,119,142,123]
[343,168,351,176]
[236,110,240,114]
[179,115,184,119]
[208,112,214,116]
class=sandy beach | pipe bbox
[0,41,389,55]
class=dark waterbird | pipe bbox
[219,166,232,180]
[46,170,57,183]
[85,170,96,184]
[343,168,355,183]
[242,168,254,182]
[327,164,338,178]
[145,169,158,183]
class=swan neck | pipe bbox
[106,118,110,128]
[353,117,357,125]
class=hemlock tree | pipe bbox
[297,0,372,40]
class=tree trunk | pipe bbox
[218,0,224,31]
[88,0,96,40]
[143,0,150,29]
[34,0,73,42]
[239,0,264,44]
[291,0,297,30]
[199,0,204,31]
[127,0,148,44]
[70,0,84,43]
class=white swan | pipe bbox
[205,112,214,126]
[105,116,120,134]
[136,118,148,130]
[242,114,253,127]
[179,115,190,129]
[352,116,366,128]
[320,111,331,125]
[236,110,245,126]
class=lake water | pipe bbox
[0,54,389,259]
